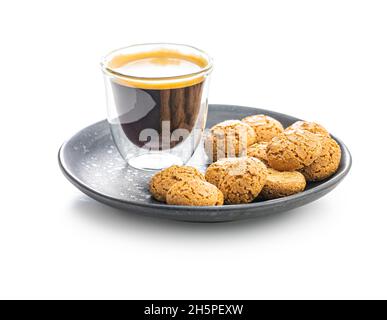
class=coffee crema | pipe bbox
[105,49,210,149]
[105,49,209,89]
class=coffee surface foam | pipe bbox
[115,57,202,78]
[106,49,209,89]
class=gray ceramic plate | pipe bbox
[59,104,352,222]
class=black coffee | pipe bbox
[110,81,203,149]
[108,51,206,150]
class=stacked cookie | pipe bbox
[149,115,341,206]
[149,165,224,206]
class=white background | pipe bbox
[0,0,386,300]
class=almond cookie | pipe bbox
[206,157,267,204]
[242,114,284,142]
[205,157,240,187]
[247,142,269,164]
[300,136,341,181]
[266,129,323,171]
[286,121,330,137]
[149,165,205,202]
[204,120,256,162]
[166,180,224,206]
[260,168,306,200]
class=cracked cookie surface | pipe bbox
[260,168,306,199]
[149,165,205,202]
[247,142,269,164]
[266,129,323,171]
[204,120,256,162]
[242,114,284,142]
[206,157,268,204]
[166,179,224,206]
[205,157,240,187]
[300,136,341,181]
[286,121,330,137]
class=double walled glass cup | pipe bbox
[101,43,213,170]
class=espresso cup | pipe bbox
[101,43,213,170]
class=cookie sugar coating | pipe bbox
[261,168,306,200]
[166,180,224,206]
[300,136,341,181]
[204,120,256,162]
[266,129,323,171]
[286,121,330,137]
[242,114,284,142]
[207,157,267,204]
[247,142,269,164]
[149,165,205,202]
[205,157,242,187]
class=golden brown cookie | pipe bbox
[300,136,341,181]
[247,142,269,164]
[205,157,239,187]
[206,157,267,204]
[266,129,323,171]
[166,179,224,206]
[242,114,284,142]
[149,165,205,202]
[286,121,330,137]
[204,120,256,162]
[260,168,306,200]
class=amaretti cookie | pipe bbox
[266,129,323,171]
[286,121,330,137]
[205,157,238,187]
[300,136,341,181]
[260,168,306,200]
[204,120,256,162]
[149,165,205,202]
[247,142,269,164]
[206,157,268,204]
[242,114,284,142]
[166,179,224,206]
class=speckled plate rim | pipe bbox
[59,104,352,212]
